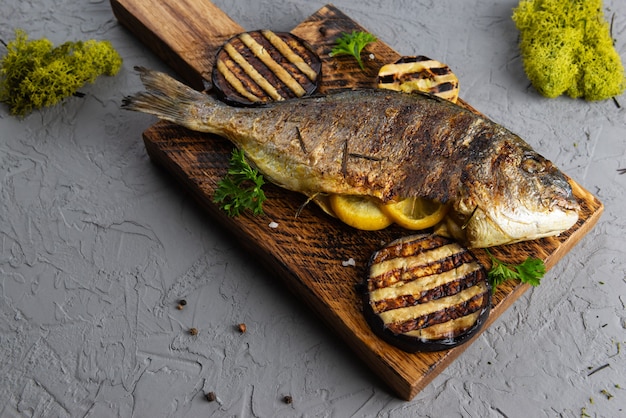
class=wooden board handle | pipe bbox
[111,0,244,89]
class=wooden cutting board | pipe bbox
[110,0,604,400]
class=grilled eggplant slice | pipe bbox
[377,55,460,103]
[212,30,322,106]
[363,234,491,352]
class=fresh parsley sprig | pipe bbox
[330,30,377,70]
[486,250,546,293]
[213,149,266,216]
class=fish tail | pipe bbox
[122,66,219,130]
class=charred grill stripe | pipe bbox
[369,244,474,290]
[394,55,431,64]
[370,260,482,302]
[378,61,449,80]
[377,56,459,105]
[223,42,283,100]
[364,234,491,349]
[239,33,306,97]
[261,30,318,81]
[380,283,487,329]
[395,68,449,81]
[404,311,481,340]
[383,288,489,334]
[371,264,487,312]
[377,74,396,85]
[253,34,313,94]
[215,59,263,103]
[370,234,451,264]
[432,82,457,93]
[213,31,321,105]
[430,66,454,76]
[220,51,269,99]
[226,38,294,100]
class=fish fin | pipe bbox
[122,66,217,128]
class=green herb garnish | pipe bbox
[213,148,266,217]
[486,250,546,292]
[330,30,377,70]
[0,29,122,116]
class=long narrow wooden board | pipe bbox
[111,0,604,400]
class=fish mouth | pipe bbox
[546,187,580,215]
[541,173,580,213]
[553,196,580,212]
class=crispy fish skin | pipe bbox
[122,67,579,248]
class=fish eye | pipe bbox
[521,154,546,174]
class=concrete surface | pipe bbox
[1,0,625,416]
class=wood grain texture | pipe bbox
[112,0,604,400]
[111,0,243,89]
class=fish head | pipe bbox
[450,141,580,248]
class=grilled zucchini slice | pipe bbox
[377,55,460,103]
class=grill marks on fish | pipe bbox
[233,89,495,204]
[123,68,580,247]
[266,94,408,194]
[270,93,510,212]
[364,234,490,347]
[387,105,492,203]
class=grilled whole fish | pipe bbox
[122,67,580,248]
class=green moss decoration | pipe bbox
[513,0,626,101]
[0,29,123,116]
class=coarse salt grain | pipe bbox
[342,258,356,267]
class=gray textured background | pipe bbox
[1,0,625,417]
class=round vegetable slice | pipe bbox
[362,234,491,352]
[212,30,322,106]
[377,55,460,103]
[329,194,393,231]
[381,197,448,230]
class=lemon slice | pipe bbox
[381,197,448,230]
[329,194,393,231]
